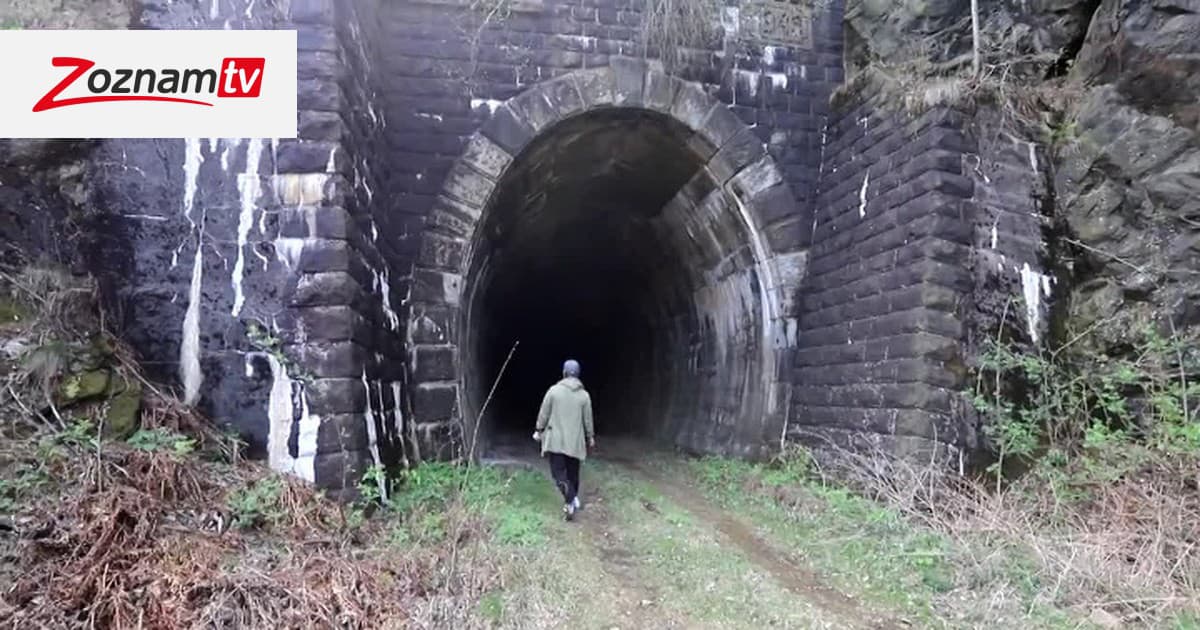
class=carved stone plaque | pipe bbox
[739,0,814,50]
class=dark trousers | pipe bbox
[547,452,580,504]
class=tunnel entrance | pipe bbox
[406,70,808,464]
[466,110,704,455]
[457,106,787,459]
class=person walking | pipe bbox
[533,359,594,521]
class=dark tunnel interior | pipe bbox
[463,109,717,456]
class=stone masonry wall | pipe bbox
[77,0,408,495]
[791,72,979,461]
[382,0,846,456]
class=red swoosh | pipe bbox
[37,95,213,110]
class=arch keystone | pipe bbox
[572,67,617,109]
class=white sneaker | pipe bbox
[563,502,576,521]
[572,496,581,510]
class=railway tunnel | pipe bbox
[408,81,809,461]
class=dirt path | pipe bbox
[614,457,904,630]
[484,442,904,629]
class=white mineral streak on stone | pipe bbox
[266,356,318,482]
[721,6,740,36]
[266,355,293,472]
[210,0,219,19]
[1020,263,1053,344]
[244,0,255,18]
[991,221,998,249]
[182,138,203,228]
[361,371,386,497]
[390,382,408,467]
[416,112,444,122]
[325,146,337,173]
[733,69,759,98]
[274,238,306,270]
[765,72,788,90]
[231,138,264,317]
[181,241,205,405]
[180,139,206,406]
[470,99,503,115]
[726,192,783,445]
[377,269,401,331]
[1028,142,1038,172]
[858,171,871,218]
[272,173,328,206]
[762,45,777,66]
[220,139,234,172]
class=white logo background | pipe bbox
[0,30,297,138]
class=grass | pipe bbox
[679,455,1081,629]
[585,461,836,628]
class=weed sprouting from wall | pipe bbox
[639,0,722,73]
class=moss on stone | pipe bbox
[104,377,143,440]
[57,368,111,404]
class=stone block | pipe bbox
[314,413,371,456]
[426,201,478,238]
[507,88,559,134]
[709,128,767,183]
[670,82,714,132]
[408,304,457,344]
[271,173,340,206]
[272,238,352,273]
[409,268,462,306]
[275,139,342,175]
[572,67,616,108]
[276,305,365,343]
[698,103,742,150]
[297,78,344,112]
[297,25,338,52]
[412,382,459,423]
[299,110,347,141]
[289,0,335,24]
[751,183,800,226]
[292,271,362,307]
[610,56,646,106]
[728,155,784,206]
[298,50,342,81]
[313,448,372,491]
[412,345,457,382]
[539,75,586,121]
[459,134,512,180]
[306,378,368,415]
[440,161,494,212]
[643,70,680,113]
[278,205,352,239]
[417,421,462,462]
[765,218,810,253]
[292,341,367,378]
[417,232,467,272]
[480,104,536,155]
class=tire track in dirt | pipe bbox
[571,483,694,630]
[615,457,906,630]
[506,453,692,629]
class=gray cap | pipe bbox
[562,359,580,377]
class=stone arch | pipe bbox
[406,58,810,460]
